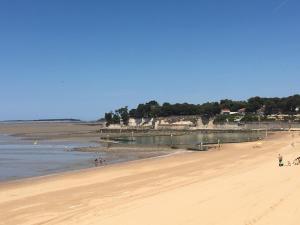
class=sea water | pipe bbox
[0,134,96,181]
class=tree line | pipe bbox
[104,95,300,125]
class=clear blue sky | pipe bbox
[0,0,299,120]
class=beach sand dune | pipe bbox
[1,132,300,225]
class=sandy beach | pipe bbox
[1,0,299,224]
[1,129,300,225]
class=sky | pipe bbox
[0,0,299,120]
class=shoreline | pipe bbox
[0,122,183,181]
[1,131,300,224]
[0,122,276,182]
[0,148,188,186]
[0,121,281,183]
[0,120,270,149]
[0,126,281,185]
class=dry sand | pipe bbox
[1,131,300,225]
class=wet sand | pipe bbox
[1,131,300,225]
[0,122,187,151]
[0,122,102,141]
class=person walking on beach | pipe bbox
[278,154,283,167]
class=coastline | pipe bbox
[0,121,265,154]
[0,121,268,159]
[0,148,187,186]
[0,122,182,181]
[1,131,300,224]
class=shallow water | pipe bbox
[0,131,265,181]
[0,134,174,182]
[0,135,97,181]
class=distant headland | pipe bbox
[0,119,82,123]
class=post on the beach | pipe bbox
[200,142,203,151]
[106,134,110,149]
[218,139,220,149]
[265,129,268,138]
[170,133,173,147]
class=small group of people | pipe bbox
[94,156,105,167]
[278,154,300,167]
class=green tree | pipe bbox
[247,97,264,113]
[112,114,120,124]
[129,108,137,117]
[200,102,220,117]
[104,112,113,127]
[104,94,300,122]
[116,106,129,125]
